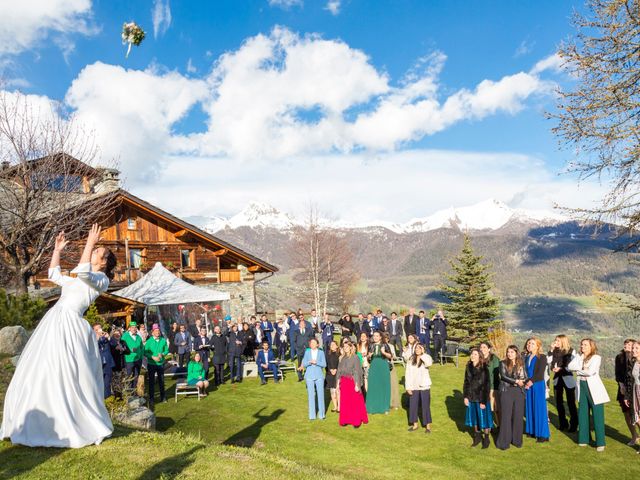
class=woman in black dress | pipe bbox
[240,322,256,360]
[325,340,340,412]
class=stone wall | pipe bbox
[203,266,257,321]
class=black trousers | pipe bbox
[555,376,578,429]
[229,356,242,381]
[496,387,525,449]
[297,353,304,380]
[178,352,190,368]
[409,389,432,426]
[147,364,166,403]
[390,335,403,356]
[102,364,112,399]
[125,360,142,388]
[214,363,225,385]
[433,336,445,360]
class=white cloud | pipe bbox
[64,62,208,182]
[186,58,196,74]
[268,0,303,9]
[326,0,341,15]
[4,30,579,222]
[176,28,553,158]
[0,0,94,56]
[152,0,172,39]
[531,53,564,75]
[514,39,535,58]
[129,150,607,224]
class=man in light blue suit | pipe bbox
[302,338,327,420]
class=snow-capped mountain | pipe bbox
[196,198,567,234]
[200,201,296,232]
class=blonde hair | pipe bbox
[555,334,571,353]
[526,337,543,356]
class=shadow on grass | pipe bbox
[445,389,468,434]
[136,445,204,480]
[155,416,176,432]
[223,407,285,448]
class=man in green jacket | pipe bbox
[122,321,144,388]
[145,323,169,406]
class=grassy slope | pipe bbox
[2,358,640,479]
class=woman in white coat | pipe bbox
[568,338,610,452]
[405,343,433,433]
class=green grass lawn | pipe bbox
[2,358,640,479]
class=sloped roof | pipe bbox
[113,262,230,305]
[118,190,278,273]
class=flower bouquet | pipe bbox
[122,22,146,58]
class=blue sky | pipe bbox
[1,0,601,222]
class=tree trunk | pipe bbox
[11,270,29,295]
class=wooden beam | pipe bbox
[247,265,261,273]
[212,248,227,257]
[174,229,189,239]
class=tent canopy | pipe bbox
[113,262,230,305]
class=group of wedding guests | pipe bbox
[463,335,640,453]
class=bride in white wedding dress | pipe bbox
[1,224,116,448]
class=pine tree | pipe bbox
[439,234,501,343]
[84,303,102,325]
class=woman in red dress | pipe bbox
[337,340,368,428]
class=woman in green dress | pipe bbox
[366,330,392,414]
[187,352,210,396]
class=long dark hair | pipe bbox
[503,344,524,372]
[104,248,117,280]
[410,343,427,367]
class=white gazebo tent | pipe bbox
[114,262,230,305]
[114,262,229,332]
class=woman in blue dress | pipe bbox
[463,348,492,448]
[524,337,550,442]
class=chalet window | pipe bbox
[31,173,83,192]
[130,249,143,269]
[180,249,195,269]
[127,218,137,230]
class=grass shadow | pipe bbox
[136,445,204,480]
[445,389,468,434]
[0,443,65,479]
[223,407,285,448]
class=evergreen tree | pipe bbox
[439,234,501,343]
[84,303,102,325]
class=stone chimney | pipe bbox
[93,167,121,193]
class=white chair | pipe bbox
[174,382,202,402]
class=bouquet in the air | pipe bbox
[122,22,146,58]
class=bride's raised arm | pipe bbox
[72,224,109,293]
[79,223,101,265]
[48,232,71,286]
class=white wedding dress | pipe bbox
[0,263,114,448]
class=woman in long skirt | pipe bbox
[463,348,492,448]
[1,225,116,448]
[524,337,550,442]
[337,340,368,427]
[366,331,392,414]
[383,332,401,410]
[496,345,528,450]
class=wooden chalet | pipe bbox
[28,156,278,319]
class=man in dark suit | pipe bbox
[256,340,279,385]
[175,323,192,368]
[404,308,418,340]
[430,310,448,361]
[359,313,371,337]
[227,323,245,383]
[260,314,274,347]
[210,325,228,386]
[193,326,211,377]
[294,319,314,381]
[416,310,431,354]
[93,324,115,399]
[388,312,404,356]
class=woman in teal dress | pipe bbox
[187,352,210,396]
[366,331,392,414]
